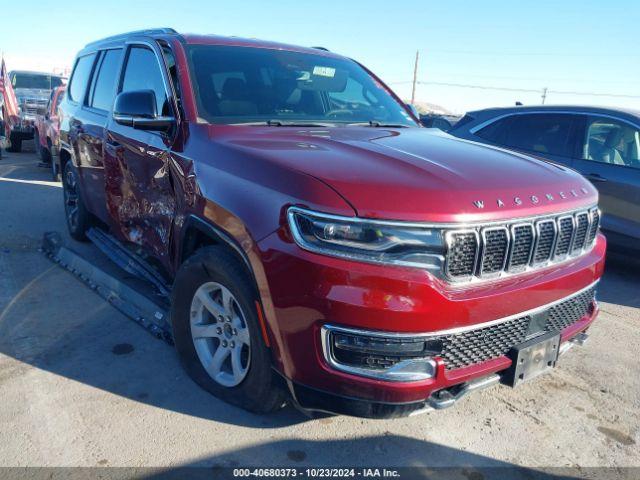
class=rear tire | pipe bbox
[7,133,22,153]
[171,246,285,413]
[52,156,61,182]
[62,161,91,241]
[36,131,51,163]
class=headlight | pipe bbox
[287,207,445,270]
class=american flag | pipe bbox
[1,58,20,136]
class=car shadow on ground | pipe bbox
[131,436,583,479]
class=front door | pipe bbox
[573,115,640,246]
[104,44,177,269]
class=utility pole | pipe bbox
[541,87,548,105]
[411,50,419,105]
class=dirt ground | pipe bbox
[0,147,638,474]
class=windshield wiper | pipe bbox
[346,121,411,128]
[265,120,333,127]
[227,120,332,127]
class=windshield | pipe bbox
[11,73,63,90]
[187,45,417,126]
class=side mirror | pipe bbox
[113,90,174,132]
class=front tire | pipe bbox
[62,161,91,241]
[171,246,285,413]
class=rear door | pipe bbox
[104,43,177,269]
[66,48,123,223]
[64,53,103,215]
[572,115,640,244]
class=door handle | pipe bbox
[585,173,607,183]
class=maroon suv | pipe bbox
[58,28,606,418]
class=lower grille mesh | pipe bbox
[438,286,596,370]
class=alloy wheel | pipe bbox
[189,282,251,387]
[63,167,79,230]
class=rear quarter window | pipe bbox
[68,53,97,103]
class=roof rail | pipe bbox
[311,46,330,51]
[85,28,177,47]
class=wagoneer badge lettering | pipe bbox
[473,187,591,209]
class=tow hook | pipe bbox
[559,332,589,356]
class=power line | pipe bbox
[422,49,640,58]
[405,80,640,99]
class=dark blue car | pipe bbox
[450,105,640,254]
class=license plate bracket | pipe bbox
[502,331,561,388]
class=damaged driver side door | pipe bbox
[104,43,177,270]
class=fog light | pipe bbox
[321,326,442,382]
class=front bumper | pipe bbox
[11,119,35,137]
[257,231,606,415]
[289,317,596,418]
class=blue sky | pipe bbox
[3,0,638,113]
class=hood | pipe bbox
[210,126,598,223]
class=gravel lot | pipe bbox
[0,147,638,474]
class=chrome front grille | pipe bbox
[445,207,599,282]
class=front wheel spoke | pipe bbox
[230,347,244,380]
[191,322,220,339]
[236,326,250,346]
[197,290,225,317]
[221,288,234,315]
[209,346,230,374]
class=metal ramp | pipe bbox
[41,231,173,344]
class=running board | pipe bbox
[86,228,170,298]
[41,232,173,344]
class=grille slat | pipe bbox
[533,220,556,264]
[480,227,509,275]
[554,216,575,259]
[445,207,596,282]
[508,224,534,271]
[437,286,596,370]
[587,209,600,245]
[571,213,590,253]
[445,231,479,279]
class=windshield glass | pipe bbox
[187,45,417,126]
[12,73,63,90]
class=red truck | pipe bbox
[34,85,65,180]
[58,29,605,418]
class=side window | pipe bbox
[68,53,97,103]
[583,117,640,169]
[89,49,123,112]
[475,116,513,144]
[160,43,181,107]
[504,114,574,157]
[121,46,169,116]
